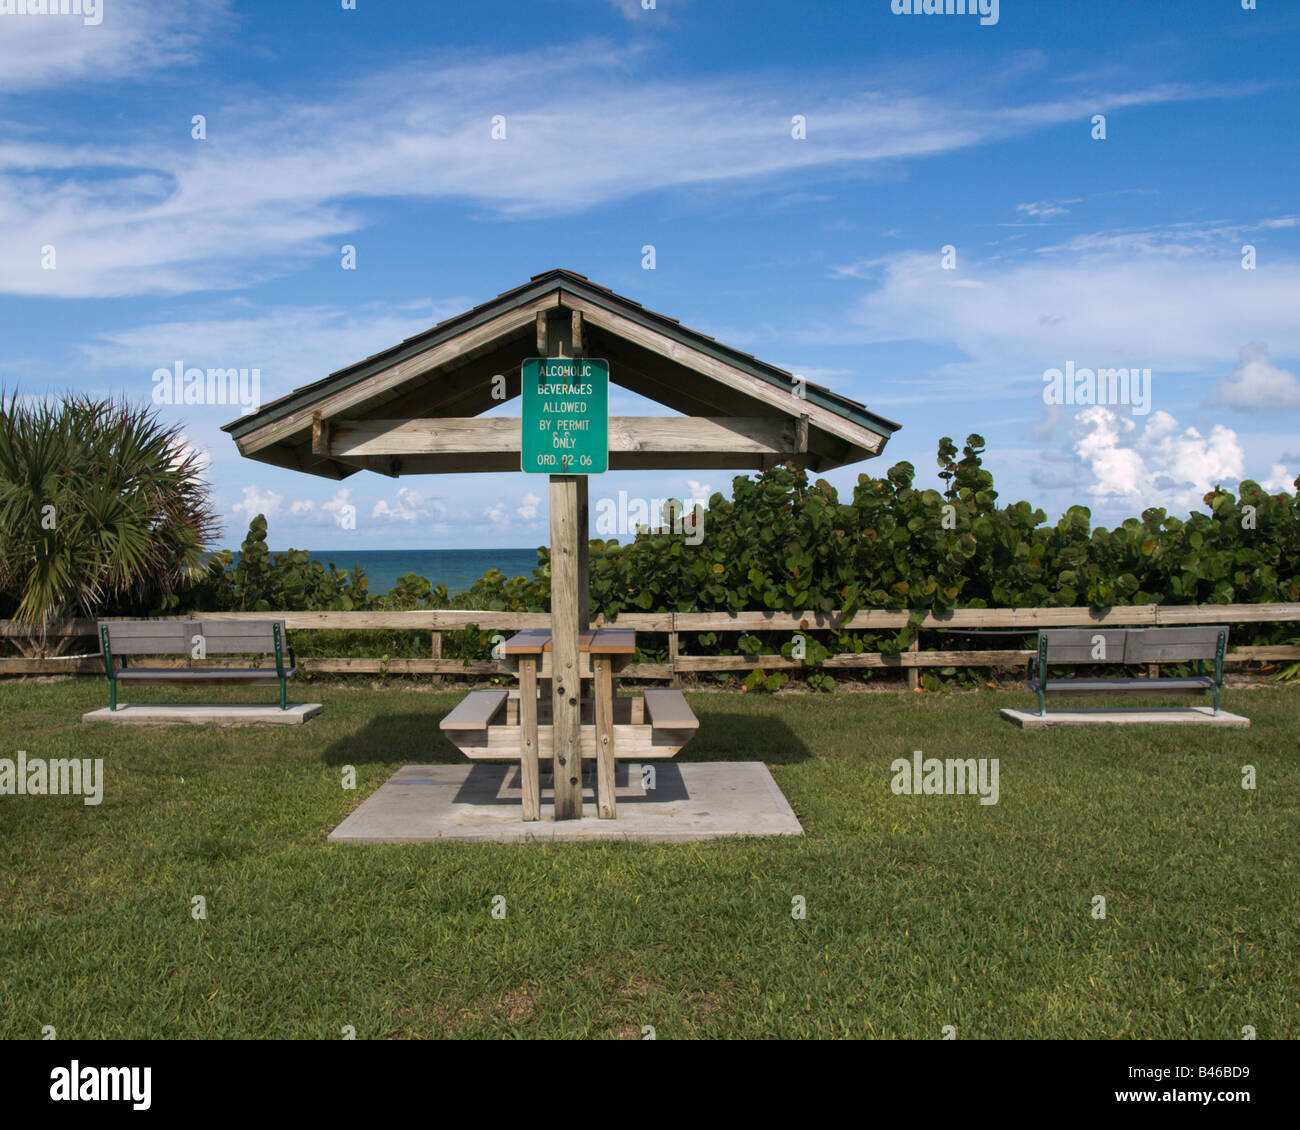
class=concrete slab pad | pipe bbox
[82,703,323,726]
[328,761,803,843]
[1001,706,1249,730]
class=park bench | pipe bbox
[1026,626,1229,717]
[98,620,297,711]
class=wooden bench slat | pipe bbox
[1029,676,1215,693]
[587,628,637,654]
[643,688,699,730]
[116,667,295,682]
[440,689,509,731]
[502,630,551,655]
[1041,628,1129,663]
[100,621,196,654]
[197,620,285,654]
[1124,626,1227,663]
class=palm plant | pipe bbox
[0,394,218,653]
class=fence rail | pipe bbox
[2,603,1298,683]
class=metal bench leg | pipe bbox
[1212,685,1220,715]
[110,677,117,712]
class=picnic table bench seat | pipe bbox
[440,688,509,732]
[642,688,700,733]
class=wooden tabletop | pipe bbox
[501,628,637,656]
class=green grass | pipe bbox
[1,677,1296,1039]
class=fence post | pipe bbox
[668,618,680,685]
[906,634,920,691]
[430,630,442,686]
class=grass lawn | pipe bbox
[1,676,1296,1039]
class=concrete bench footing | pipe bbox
[1001,706,1249,730]
[83,703,322,725]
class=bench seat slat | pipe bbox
[116,667,296,683]
[643,688,699,730]
[440,689,509,731]
[1027,676,1215,693]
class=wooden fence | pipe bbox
[2,603,1298,686]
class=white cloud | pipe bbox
[230,484,282,518]
[1071,407,1244,514]
[1260,463,1296,493]
[1015,199,1080,219]
[171,432,210,475]
[517,492,541,521]
[290,500,314,515]
[1207,343,1300,415]
[372,486,430,523]
[686,479,712,501]
[842,222,1300,381]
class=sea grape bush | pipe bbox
[179,435,1298,679]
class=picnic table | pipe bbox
[440,627,697,821]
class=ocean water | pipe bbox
[226,548,542,596]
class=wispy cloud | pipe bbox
[0,0,231,92]
[0,43,1238,298]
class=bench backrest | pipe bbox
[1038,626,1228,667]
[99,620,196,655]
[197,620,286,656]
[99,620,286,657]
[1039,628,1129,664]
[1124,626,1228,664]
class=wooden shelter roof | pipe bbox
[222,268,900,478]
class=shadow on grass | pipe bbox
[319,711,464,766]
[683,711,812,765]
[318,707,814,767]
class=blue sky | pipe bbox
[2,0,1297,550]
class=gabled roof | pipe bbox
[223,268,900,478]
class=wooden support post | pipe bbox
[594,655,615,818]
[518,656,540,821]
[550,474,583,820]
[311,411,332,460]
[907,634,920,691]
[576,477,590,630]
[668,629,680,684]
[430,630,442,686]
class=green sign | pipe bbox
[521,357,609,474]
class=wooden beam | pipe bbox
[326,416,797,457]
